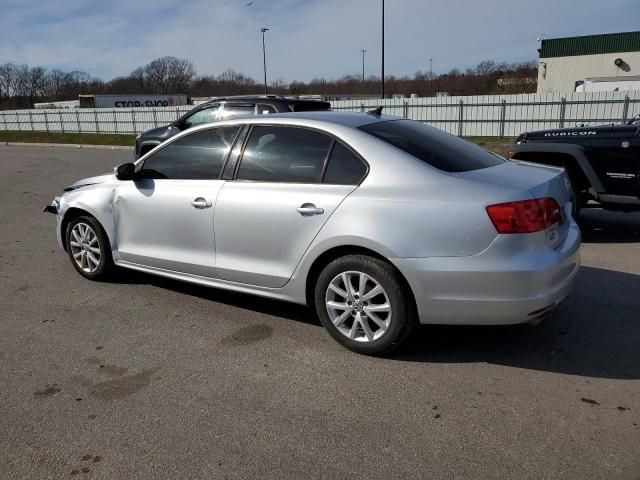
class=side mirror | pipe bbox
[115,162,136,181]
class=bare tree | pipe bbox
[43,69,67,99]
[130,68,146,92]
[139,56,195,93]
[27,66,47,105]
[475,60,497,76]
[0,63,16,102]
[0,57,538,110]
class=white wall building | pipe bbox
[537,31,640,93]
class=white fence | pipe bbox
[331,91,640,137]
[1,91,639,137]
[0,105,194,135]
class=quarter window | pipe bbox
[139,126,240,180]
[237,126,333,183]
[323,142,367,185]
[257,104,277,114]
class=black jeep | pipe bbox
[506,117,640,214]
[134,95,330,158]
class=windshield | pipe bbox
[359,119,506,172]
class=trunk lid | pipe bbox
[457,160,573,247]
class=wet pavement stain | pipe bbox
[89,368,159,401]
[87,356,129,377]
[98,364,129,377]
[219,324,273,347]
[33,384,61,398]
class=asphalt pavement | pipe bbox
[1,144,639,479]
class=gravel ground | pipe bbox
[1,144,639,480]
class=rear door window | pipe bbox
[359,120,506,172]
[236,126,333,183]
[220,104,256,119]
[287,100,331,112]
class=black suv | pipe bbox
[506,117,640,214]
[134,95,331,158]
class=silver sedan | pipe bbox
[45,112,581,354]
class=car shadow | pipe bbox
[112,269,319,327]
[112,265,639,380]
[578,208,640,244]
[393,265,640,380]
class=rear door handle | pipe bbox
[191,197,212,209]
[297,203,324,217]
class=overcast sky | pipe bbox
[1,0,639,82]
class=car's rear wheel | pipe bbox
[314,255,415,355]
[65,215,112,280]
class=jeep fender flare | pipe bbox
[504,142,605,193]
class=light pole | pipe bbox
[261,28,269,95]
[429,58,433,96]
[381,0,385,99]
[361,49,366,84]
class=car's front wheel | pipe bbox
[65,215,112,280]
[314,255,415,355]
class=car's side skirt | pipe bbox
[114,259,304,305]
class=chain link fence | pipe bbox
[1,91,639,137]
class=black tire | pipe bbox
[314,254,416,355]
[569,179,585,219]
[65,215,113,280]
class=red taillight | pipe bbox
[486,198,561,234]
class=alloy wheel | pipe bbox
[69,222,101,273]
[325,270,392,342]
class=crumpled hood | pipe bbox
[64,173,113,191]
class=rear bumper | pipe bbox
[392,222,581,325]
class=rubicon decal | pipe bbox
[544,131,597,137]
[606,172,636,179]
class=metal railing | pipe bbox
[1,91,639,137]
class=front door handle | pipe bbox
[297,203,324,217]
[191,197,212,209]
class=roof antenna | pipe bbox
[368,106,383,116]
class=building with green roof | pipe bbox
[537,31,640,93]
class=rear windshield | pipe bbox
[359,119,506,172]
[287,100,331,112]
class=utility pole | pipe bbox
[381,0,385,99]
[261,28,269,95]
[361,49,366,84]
